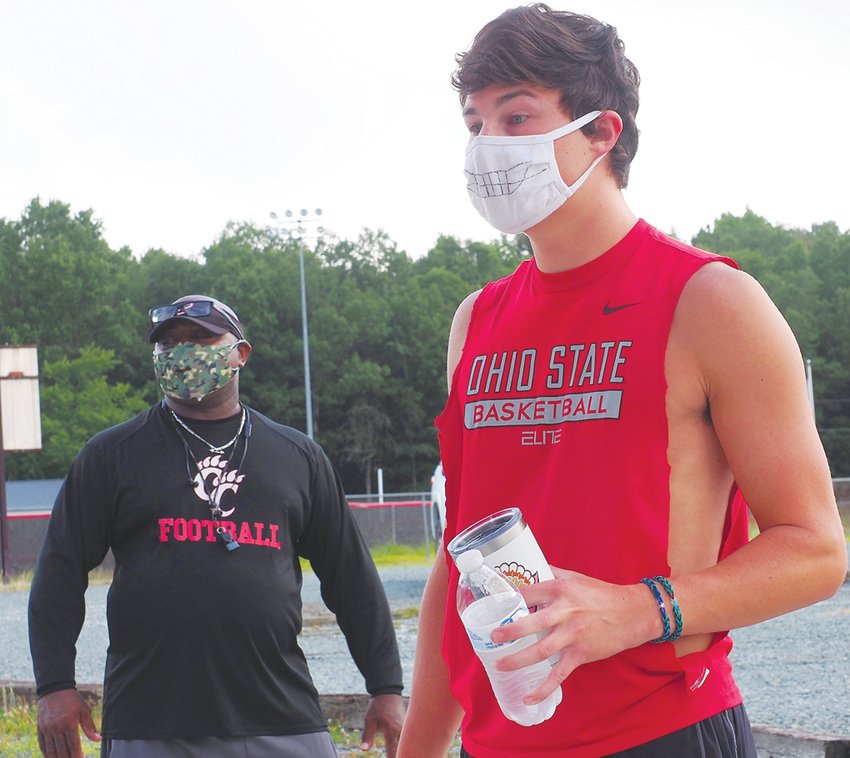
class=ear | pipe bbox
[591,110,623,157]
[232,340,252,369]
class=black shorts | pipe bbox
[460,703,757,758]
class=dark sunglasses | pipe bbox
[149,300,241,334]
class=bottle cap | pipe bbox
[455,548,484,574]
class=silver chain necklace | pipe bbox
[169,406,246,453]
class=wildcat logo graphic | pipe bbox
[192,454,245,517]
[158,454,282,549]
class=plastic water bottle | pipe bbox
[455,548,562,726]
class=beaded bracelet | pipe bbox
[640,577,671,643]
[653,576,683,642]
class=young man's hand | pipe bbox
[489,570,658,703]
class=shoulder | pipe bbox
[450,289,482,339]
[446,289,482,391]
[61,406,160,482]
[85,405,161,451]
[640,225,741,275]
[449,259,532,340]
[672,261,802,391]
[678,261,783,333]
[446,261,534,388]
[246,407,327,464]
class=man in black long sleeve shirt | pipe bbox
[29,295,404,758]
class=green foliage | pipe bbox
[0,199,138,357]
[368,542,434,567]
[6,347,148,479]
[3,199,849,488]
[297,542,433,574]
[0,698,101,757]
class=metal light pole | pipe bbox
[806,358,816,422]
[269,209,323,439]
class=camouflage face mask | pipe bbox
[153,341,243,401]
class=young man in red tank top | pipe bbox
[398,5,847,757]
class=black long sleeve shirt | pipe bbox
[28,404,402,739]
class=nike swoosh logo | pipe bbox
[603,301,640,315]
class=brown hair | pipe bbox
[453,4,640,187]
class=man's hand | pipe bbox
[360,693,405,757]
[489,569,659,704]
[37,688,101,758]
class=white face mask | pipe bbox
[464,110,605,234]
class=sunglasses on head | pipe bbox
[149,300,241,334]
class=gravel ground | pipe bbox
[730,584,850,735]
[2,566,848,736]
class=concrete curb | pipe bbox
[4,682,850,756]
[753,725,850,758]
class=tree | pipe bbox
[0,199,138,356]
[6,347,149,479]
[4,197,847,486]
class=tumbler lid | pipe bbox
[446,507,525,559]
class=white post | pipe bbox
[297,239,313,440]
[806,358,815,422]
[378,467,395,543]
[269,209,323,440]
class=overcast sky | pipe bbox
[2,0,848,261]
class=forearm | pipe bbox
[307,453,403,693]
[398,556,463,758]
[28,561,85,696]
[495,517,846,704]
[28,531,91,695]
[29,451,112,695]
[328,554,403,694]
[671,519,847,636]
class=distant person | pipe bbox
[29,295,405,758]
[398,5,847,757]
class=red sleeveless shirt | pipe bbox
[436,220,750,756]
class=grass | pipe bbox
[368,542,435,567]
[393,607,421,620]
[298,541,435,574]
[0,570,34,593]
[328,722,390,756]
[0,694,102,757]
